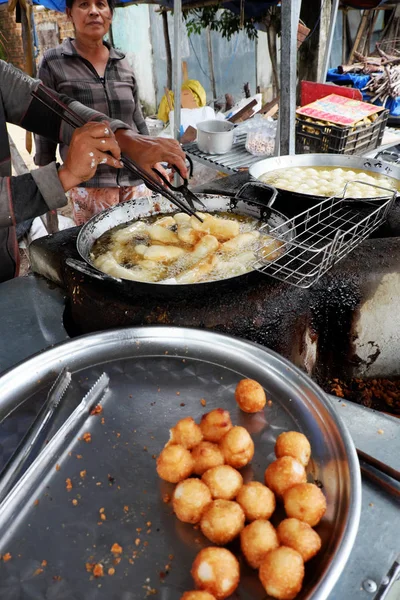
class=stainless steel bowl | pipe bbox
[0,327,361,600]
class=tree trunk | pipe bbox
[162,10,172,90]
[267,22,279,97]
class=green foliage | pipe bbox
[184,6,258,41]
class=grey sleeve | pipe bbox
[34,55,59,166]
[0,163,67,229]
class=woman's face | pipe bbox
[68,0,112,40]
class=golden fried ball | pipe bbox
[200,499,245,545]
[201,465,243,500]
[219,426,254,469]
[264,456,307,497]
[235,379,267,413]
[240,519,279,569]
[169,417,203,450]
[259,546,305,600]
[277,518,322,562]
[191,547,240,600]
[283,483,327,527]
[156,444,194,483]
[172,478,212,524]
[200,409,233,443]
[274,431,311,467]
[180,592,216,600]
[192,441,225,476]
[236,481,276,521]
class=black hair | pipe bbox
[65,0,115,13]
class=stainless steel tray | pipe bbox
[0,327,361,600]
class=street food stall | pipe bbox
[0,1,399,599]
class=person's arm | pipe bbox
[0,60,188,178]
[0,122,122,228]
[132,77,149,136]
[33,55,59,167]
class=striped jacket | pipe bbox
[34,38,148,188]
[0,60,128,282]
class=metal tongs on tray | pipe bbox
[0,369,110,505]
[31,84,204,221]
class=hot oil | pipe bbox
[91,212,264,283]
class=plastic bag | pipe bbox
[243,115,277,156]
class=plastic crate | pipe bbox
[295,109,389,155]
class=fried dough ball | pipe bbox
[156,444,194,483]
[236,481,276,521]
[283,483,327,527]
[180,592,216,600]
[277,518,322,562]
[201,465,243,500]
[275,431,311,467]
[172,478,212,524]
[191,547,240,600]
[169,417,203,450]
[200,409,233,443]
[235,379,266,413]
[200,499,245,545]
[259,546,305,600]
[264,456,307,497]
[240,520,279,569]
[219,426,254,469]
[192,441,225,476]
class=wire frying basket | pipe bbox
[255,181,397,289]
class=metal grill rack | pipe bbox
[255,181,397,289]
[183,133,269,174]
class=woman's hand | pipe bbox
[115,130,189,180]
[58,121,122,191]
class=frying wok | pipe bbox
[70,183,290,297]
[249,153,400,216]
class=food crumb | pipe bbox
[83,432,92,443]
[2,553,12,562]
[90,404,103,416]
[93,563,104,578]
[200,398,206,407]
[168,554,174,560]
[76,454,83,459]
[53,575,62,581]
[163,493,171,504]
[34,499,39,507]
[33,568,44,576]
[176,391,180,396]
[72,499,78,506]
[55,464,61,471]
[111,543,123,554]
[101,417,105,425]
[66,478,72,492]
[123,505,129,513]
[135,538,141,546]
[113,557,122,565]
[378,429,384,434]
[100,514,106,521]
[146,521,151,527]
[108,568,115,576]
[180,403,185,407]
[80,470,87,479]
[157,388,161,392]
[267,400,273,407]
[41,560,47,567]
[369,502,374,507]
[152,454,157,459]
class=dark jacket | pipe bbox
[0,59,128,283]
[34,38,148,188]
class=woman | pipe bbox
[34,0,152,225]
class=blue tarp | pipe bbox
[327,68,400,116]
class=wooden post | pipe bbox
[206,26,217,102]
[279,0,301,156]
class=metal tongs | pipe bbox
[0,369,110,505]
[31,84,204,221]
[153,155,206,211]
